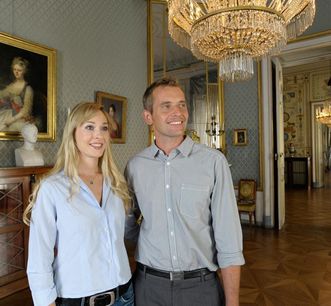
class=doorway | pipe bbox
[276,32,331,229]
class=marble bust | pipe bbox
[15,123,44,167]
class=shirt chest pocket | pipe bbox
[179,184,210,218]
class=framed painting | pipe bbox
[0,32,56,141]
[233,128,248,146]
[96,91,127,143]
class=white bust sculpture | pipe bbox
[15,123,44,167]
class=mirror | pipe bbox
[147,0,226,151]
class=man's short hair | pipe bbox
[143,77,180,112]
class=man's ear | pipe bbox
[142,110,153,126]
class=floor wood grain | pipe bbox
[1,175,331,306]
[240,174,331,306]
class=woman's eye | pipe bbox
[101,126,109,131]
[85,125,94,131]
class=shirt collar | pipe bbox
[149,136,194,158]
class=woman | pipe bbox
[0,57,34,131]
[23,102,133,306]
[108,104,120,138]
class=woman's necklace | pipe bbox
[81,173,99,185]
[88,173,99,185]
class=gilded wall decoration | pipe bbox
[283,85,307,156]
[310,71,331,101]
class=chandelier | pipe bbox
[166,0,315,82]
[316,100,331,126]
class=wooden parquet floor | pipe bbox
[240,175,331,306]
[2,176,331,306]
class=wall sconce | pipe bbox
[206,115,225,149]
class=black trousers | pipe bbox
[133,267,225,306]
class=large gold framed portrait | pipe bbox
[0,32,56,141]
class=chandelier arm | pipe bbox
[199,0,209,13]
[269,0,282,11]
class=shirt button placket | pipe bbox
[164,159,179,269]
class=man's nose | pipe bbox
[172,105,183,114]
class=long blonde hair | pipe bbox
[23,102,131,225]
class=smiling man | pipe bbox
[125,78,245,306]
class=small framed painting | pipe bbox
[96,91,127,143]
[233,128,247,146]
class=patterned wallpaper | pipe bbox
[224,64,260,186]
[0,0,148,172]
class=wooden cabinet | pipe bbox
[285,157,311,189]
[0,166,51,299]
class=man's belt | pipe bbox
[137,262,214,281]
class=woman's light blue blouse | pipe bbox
[27,172,131,306]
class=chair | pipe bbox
[237,179,257,226]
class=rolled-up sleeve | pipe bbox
[211,156,245,268]
[27,182,57,306]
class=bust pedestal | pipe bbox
[15,148,44,167]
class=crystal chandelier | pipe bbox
[316,100,331,126]
[166,0,315,82]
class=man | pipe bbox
[125,78,245,306]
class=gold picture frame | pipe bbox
[233,128,248,146]
[0,32,56,141]
[96,91,127,144]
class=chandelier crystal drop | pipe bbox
[166,0,316,82]
[316,101,331,126]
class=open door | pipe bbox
[272,58,286,229]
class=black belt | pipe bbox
[137,262,214,281]
[56,279,131,306]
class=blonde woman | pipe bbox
[24,102,133,306]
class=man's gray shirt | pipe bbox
[125,136,245,271]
